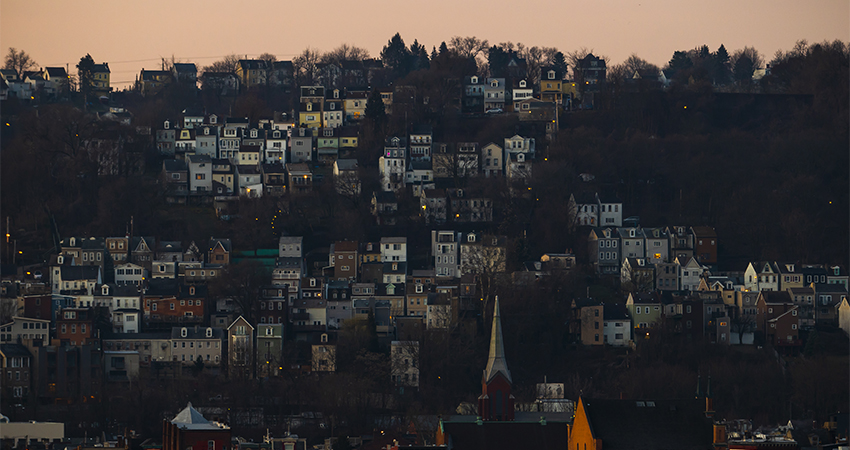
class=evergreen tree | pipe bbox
[552,51,569,79]
[77,54,96,103]
[381,33,412,79]
[712,44,731,84]
[365,89,387,133]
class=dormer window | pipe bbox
[206,327,213,337]
[204,128,209,135]
[330,103,335,110]
[266,327,273,336]
[490,80,498,87]
[189,286,196,296]
[333,90,339,99]
[321,333,328,343]
[250,129,258,138]
[415,284,423,293]
[519,80,526,88]
[307,103,313,111]
[471,76,478,84]
[102,285,109,295]
[181,327,187,337]
[548,70,556,80]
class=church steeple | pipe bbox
[484,296,512,384]
[478,296,514,421]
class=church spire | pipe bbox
[483,296,512,384]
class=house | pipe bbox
[257,323,283,377]
[460,233,507,276]
[574,54,606,108]
[139,69,171,96]
[227,316,254,379]
[289,127,313,163]
[481,142,503,177]
[391,340,419,389]
[744,261,779,292]
[298,101,323,131]
[619,227,646,259]
[330,241,358,281]
[55,307,100,346]
[170,326,224,366]
[483,78,506,112]
[813,283,848,324]
[462,75,485,114]
[755,291,794,334]
[265,127,287,163]
[380,237,407,262]
[323,89,344,128]
[432,230,461,278]
[505,153,532,188]
[449,189,494,223]
[405,160,435,196]
[187,154,213,193]
[343,90,368,121]
[211,158,235,194]
[766,306,802,349]
[311,333,336,372]
[163,159,189,201]
[371,191,398,225]
[60,236,107,269]
[0,317,51,346]
[677,256,703,291]
[510,79,533,110]
[427,293,451,328]
[54,265,103,295]
[316,127,340,162]
[621,257,654,292]
[626,292,663,337]
[603,304,631,346]
[588,228,621,276]
[0,343,34,401]
[539,66,564,104]
[379,136,407,192]
[568,192,599,228]
[285,163,312,194]
[668,226,695,261]
[597,193,623,227]
[236,164,262,197]
[261,163,286,196]
[171,63,197,84]
[236,59,268,89]
[645,227,670,264]
[333,158,360,196]
[114,262,145,286]
[91,62,111,96]
[651,261,677,291]
[162,402,231,450]
[788,286,816,328]
[207,238,231,266]
[409,124,433,162]
[691,226,718,268]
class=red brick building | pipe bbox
[163,402,231,450]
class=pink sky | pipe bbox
[2,0,848,90]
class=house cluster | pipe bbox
[572,219,849,350]
[0,66,74,102]
[156,103,542,223]
[0,225,526,405]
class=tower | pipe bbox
[478,296,515,421]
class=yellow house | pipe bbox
[539,66,563,104]
[236,59,267,89]
[298,102,323,132]
[92,63,111,96]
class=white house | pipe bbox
[381,237,407,262]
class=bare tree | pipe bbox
[730,314,755,345]
[622,53,660,78]
[4,47,37,79]
[321,44,371,64]
[293,47,321,86]
[461,235,507,320]
[449,36,490,60]
[520,46,545,83]
[201,54,240,74]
